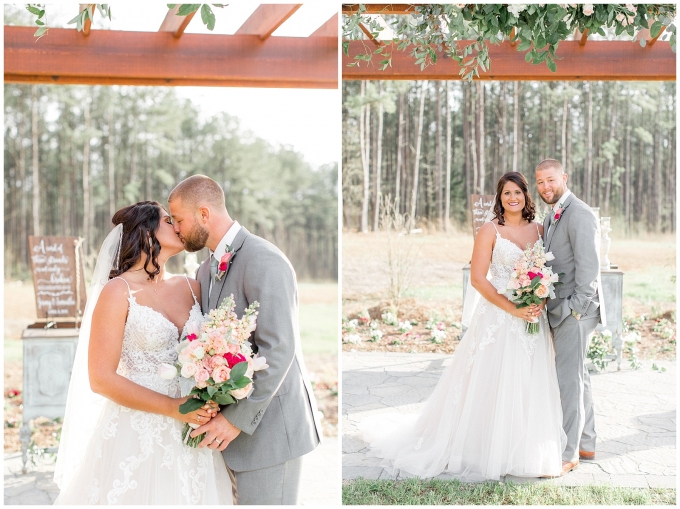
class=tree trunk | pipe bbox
[359,81,370,233]
[651,114,662,232]
[512,81,520,174]
[395,92,404,212]
[31,86,40,237]
[410,80,428,224]
[108,106,116,220]
[584,83,593,206]
[435,81,443,229]
[82,99,92,254]
[561,95,568,167]
[463,83,471,207]
[445,81,452,232]
[603,83,617,215]
[500,82,508,178]
[624,102,631,233]
[373,82,384,231]
[19,111,28,265]
[476,81,485,194]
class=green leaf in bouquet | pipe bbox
[214,393,236,405]
[207,385,217,398]
[230,361,248,381]
[179,397,205,414]
[233,376,252,389]
[200,392,212,401]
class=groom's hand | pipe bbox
[191,412,241,452]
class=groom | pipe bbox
[536,159,606,477]
[168,175,321,505]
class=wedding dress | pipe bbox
[362,225,567,481]
[54,276,233,504]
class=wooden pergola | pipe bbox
[342,4,676,80]
[5,4,338,88]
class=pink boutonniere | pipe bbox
[553,207,564,223]
[215,245,235,281]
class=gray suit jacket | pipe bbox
[543,193,606,328]
[197,226,321,472]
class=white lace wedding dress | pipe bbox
[362,228,567,480]
[55,276,233,505]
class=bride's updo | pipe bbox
[109,201,165,280]
[492,172,536,226]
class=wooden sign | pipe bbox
[28,236,86,322]
[470,194,496,238]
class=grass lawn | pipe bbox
[343,478,677,505]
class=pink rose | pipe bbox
[230,383,253,400]
[224,352,247,369]
[535,285,550,298]
[212,365,231,384]
[227,343,241,354]
[195,368,210,387]
[210,355,227,369]
[219,252,232,272]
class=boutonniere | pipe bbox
[553,207,564,224]
[215,245,235,281]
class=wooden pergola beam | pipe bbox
[342,4,423,14]
[236,4,301,41]
[310,13,338,38]
[637,27,666,47]
[5,26,337,89]
[158,5,196,38]
[359,22,382,46]
[343,40,675,80]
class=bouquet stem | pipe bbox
[526,320,540,335]
[181,423,205,448]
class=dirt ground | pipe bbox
[4,281,338,453]
[342,231,676,360]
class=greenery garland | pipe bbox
[25,4,225,39]
[342,4,677,80]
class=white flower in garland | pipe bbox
[582,4,594,16]
[507,4,528,17]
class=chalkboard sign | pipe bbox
[470,194,495,238]
[28,236,86,322]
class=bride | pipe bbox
[363,172,566,480]
[54,201,233,504]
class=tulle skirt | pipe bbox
[362,299,566,481]
[54,401,233,505]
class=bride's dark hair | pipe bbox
[109,201,166,280]
[492,172,536,226]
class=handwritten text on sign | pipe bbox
[28,236,86,320]
[470,194,495,238]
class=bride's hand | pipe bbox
[170,396,215,425]
[511,304,539,322]
[537,299,547,311]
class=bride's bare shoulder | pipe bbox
[476,221,498,238]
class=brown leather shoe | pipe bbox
[579,450,595,460]
[540,460,579,478]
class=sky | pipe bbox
[6,3,340,168]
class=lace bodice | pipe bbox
[113,276,203,396]
[488,224,542,293]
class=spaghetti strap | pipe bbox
[112,276,131,294]
[535,222,542,239]
[183,275,198,303]
[489,221,500,235]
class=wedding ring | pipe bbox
[215,439,222,445]
[197,415,202,422]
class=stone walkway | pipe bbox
[343,352,675,488]
[5,437,339,505]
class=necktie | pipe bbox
[210,254,218,281]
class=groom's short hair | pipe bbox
[535,159,564,174]
[168,175,225,210]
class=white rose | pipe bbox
[158,363,178,380]
[230,383,253,400]
[193,346,205,360]
[544,251,555,261]
[181,363,198,378]
[582,4,594,16]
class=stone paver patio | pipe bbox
[5,436,339,505]
[343,352,675,488]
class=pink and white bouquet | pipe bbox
[501,239,561,334]
[159,295,267,447]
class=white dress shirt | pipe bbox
[208,221,241,293]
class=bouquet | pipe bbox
[502,239,561,334]
[159,295,267,447]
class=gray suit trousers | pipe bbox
[553,313,599,462]
[231,456,303,505]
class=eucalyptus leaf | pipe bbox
[177,4,201,16]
